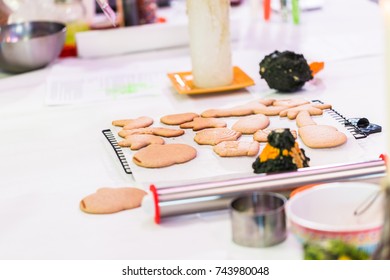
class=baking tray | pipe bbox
[103,99,371,177]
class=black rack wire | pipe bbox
[102,129,132,174]
[312,100,368,139]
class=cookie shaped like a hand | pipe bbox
[296,110,317,128]
[296,111,347,148]
[180,117,227,131]
[118,135,165,150]
[112,116,154,129]
[279,103,332,119]
[272,98,310,108]
[160,112,199,125]
[201,99,277,118]
[201,106,253,118]
[80,187,147,214]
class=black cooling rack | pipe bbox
[103,100,370,174]
[312,100,368,139]
[102,129,132,174]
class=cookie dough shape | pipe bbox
[194,128,242,145]
[118,127,185,138]
[133,143,197,168]
[180,117,227,131]
[296,110,317,128]
[200,99,276,118]
[298,125,347,148]
[213,141,260,157]
[80,187,147,214]
[252,105,288,116]
[272,98,310,108]
[118,135,165,150]
[112,116,154,129]
[201,105,253,118]
[160,112,199,125]
[232,114,270,134]
[279,103,332,119]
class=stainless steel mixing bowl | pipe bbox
[0,21,66,73]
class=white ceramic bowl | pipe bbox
[286,182,384,254]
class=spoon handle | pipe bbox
[354,190,381,216]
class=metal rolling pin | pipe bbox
[143,159,387,223]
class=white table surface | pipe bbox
[0,0,387,259]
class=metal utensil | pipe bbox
[95,0,117,27]
[146,159,386,223]
[354,189,382,216]
[230,192,287,247]
[0,21,66,73]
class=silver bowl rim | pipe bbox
[0,21,67,44]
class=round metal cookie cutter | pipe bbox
[230,192,287,248]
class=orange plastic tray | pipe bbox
[167,66,255,95]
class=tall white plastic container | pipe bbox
[187,0,233,88]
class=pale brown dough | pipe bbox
[201,106,253,118]
[231,114,270,134]
[296,110,318,127]
[133,143,197,168]
[118,127,185,138]
[272,98,310,108]
[118,134,165,150]
[279,103,332,119]
[194,128,242,145]
[213,141,260,157]
[200,98,277,118]
[243,99,287,116]
[180,117,227,131]
[80,187,147,214]
[112,116,154,129]
[298,125,347,148]
[160,112,199,125]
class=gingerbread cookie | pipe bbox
[296,111,317,128]
[118,127,185,138]
[232,114,270,134]
[180,117,227,131]
[201,105,253,118]
[257,98,276,106]
[279,103,332,119]
[118,134,165,150]
[133,143,197,168]
[272,98,310,108]
[201,99,277,118]
[252,105,288,116]
[112,116,153,129]
[213,141,260,157]
[160,112,199,125]
[194,128,242,145]
[248,99,287,114]
[298,125,347,148]
[80,187,147,214]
